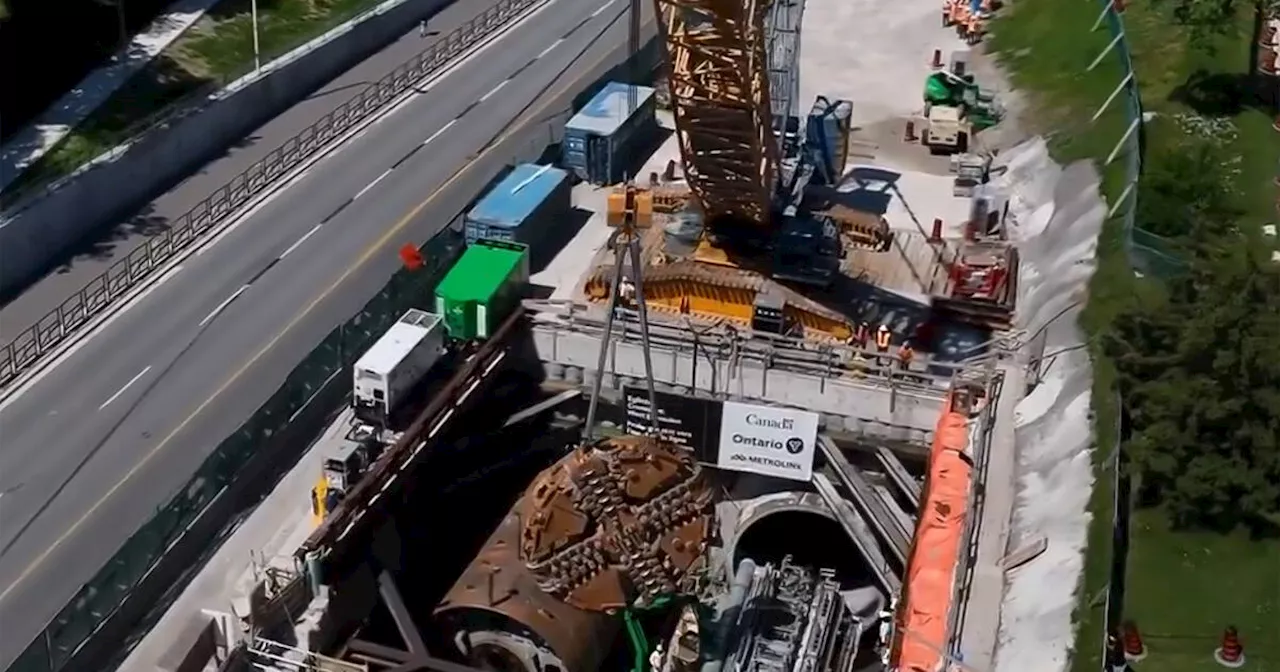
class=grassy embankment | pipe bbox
[9,0,391,196]
[987,0,1278,671]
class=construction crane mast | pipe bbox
[654,0,779,229]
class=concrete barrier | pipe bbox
[0,0,454,297]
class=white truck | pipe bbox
[352,309,446,426]
[922,104,970,155]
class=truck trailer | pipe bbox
[352,309,447,426]
[434,239,530,342]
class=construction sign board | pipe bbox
[716,401,818,482]
[622,386,818,482]
[623,386,720,464]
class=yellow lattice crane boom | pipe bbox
[654,0,780,228]
[591,0,857,343]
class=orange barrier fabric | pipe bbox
[893,395,974,672]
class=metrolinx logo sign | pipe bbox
[718,402,818,481]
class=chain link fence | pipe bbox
[1071,2,1172,669]
[0,0,544,391]
[8,226,465,672]
[1086,0,1186,277]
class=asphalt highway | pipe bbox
[0,0,508,342]
[0,0,639,662]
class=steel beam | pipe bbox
[345,571,491,672]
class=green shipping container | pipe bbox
[434,239,530,341]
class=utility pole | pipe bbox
[92,0,129,52]
[251,0,262,74]
[116,0,127,52]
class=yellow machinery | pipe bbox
[656,0,778,228]
[581,0,860,342]
[310,426,378,525]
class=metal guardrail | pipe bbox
[0,0,545,391]
[523,299,993,397]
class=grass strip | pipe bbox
[8,0,396,198]
[988,0,1278,670]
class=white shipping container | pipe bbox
[352,309,446,425]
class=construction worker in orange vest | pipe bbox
[874,324,893,372]
[875,324,892,353]
[898,341,915,370]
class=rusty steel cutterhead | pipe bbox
[433,502,619,672]
[518,435,717,612]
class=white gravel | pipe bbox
[991,138,1106,672]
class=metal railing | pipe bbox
[6,228,465,672]
[1084,0,1185,277]
[1099,389,1130,670]
[0,0,545,392]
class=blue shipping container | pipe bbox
[562,82,657,185]
[464,163,572,257]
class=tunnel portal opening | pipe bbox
[732,509,874,589]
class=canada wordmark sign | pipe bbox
[622,386,818,482]
[716,401,818,481]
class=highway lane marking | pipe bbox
[0,263,183,415]
[98,366,152,411]
[0,0,632,606]
[423,119,458,146]
[279,223,324,260]
[354,169,393,200]
[479,79,510,102]
[198,285,250,328]
[538,38,564,59]
[0,0,568,409]
[590,0,614,17]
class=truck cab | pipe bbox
[923,105,969,154]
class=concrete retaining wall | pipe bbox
[531,325,945,442]
[0,0,453,297]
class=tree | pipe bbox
[1135,131,1242,241]
[1151,0,1273,44]
[1106,241,1280,533]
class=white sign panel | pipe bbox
[716,401,818,481]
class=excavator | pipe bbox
[581,0,897,344]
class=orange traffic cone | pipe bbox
[1121,621,1147,661]
[931,48,944,68]
[1214,626,1246,668]
[905,120,917,142]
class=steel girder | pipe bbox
[655,0,780,227]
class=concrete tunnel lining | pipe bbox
[725,491,878,590]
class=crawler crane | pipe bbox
[583,0,899,343]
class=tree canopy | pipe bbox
[1105,118,1280,535]
[1150,0,1276,42]
[1106,245,1280,533]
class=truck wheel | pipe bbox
[958,132,970,153]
